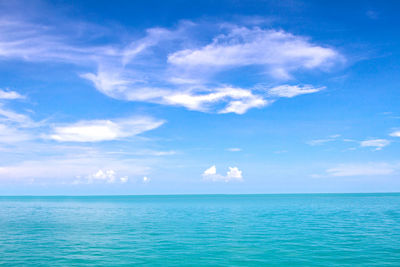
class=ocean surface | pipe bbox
[0,194,400,266]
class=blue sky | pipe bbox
[0,0,400,195]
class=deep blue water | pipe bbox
[0,194,400,266]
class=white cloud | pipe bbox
[360,139,390,150]
[163,86,269,114]
[389,131,400,137]
[0,94,40,143]
[268,85,324,98]
[326,163,396,177]
[0,16,340,115]
[88,169,116,183]
[226,167,243,179]
[0,89,24,100]
[308,136,392,150]
[139,150,177,156]
[307,134,341,146]
[0,105,37,143]
[0,124,32,143]
[81,169,128,184]
[48,117,164,142]
[81,71,132,98]
[227,148,241,152]
[122,26,180,65]
[0,18,116,65]
[203,165,217,176]
[142,176,150,183]
[81,72,269,114]
[106,150,177,156]
[0,105,36,127]
[168,27,341,79]
[202,165,243,182]
[219,95,268,114]
[0,155,150,183]
[81,25,338,114]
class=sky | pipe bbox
[0,0,400,195]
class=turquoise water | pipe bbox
[0,194,400,266]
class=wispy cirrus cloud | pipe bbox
[0,90,38,143]
[307,134,341,146]
[325,163,397,177]
[267,85,325,98]
[0,15,343,114]
[0,104,37,127]
[167,26,341,79]
[0,124,32,143]
[360,139,391,150]
[227,147,241,152]
[307,135,394,151]
[0,17,117,65]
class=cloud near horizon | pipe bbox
[79,169,129,184]
[202,165,243,182]
[0,154,151,183]
[324,163,398,177]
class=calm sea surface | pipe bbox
[0,194,400,266]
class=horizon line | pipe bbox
[1,192,400,197]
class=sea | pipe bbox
[0,194,399,266]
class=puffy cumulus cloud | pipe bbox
[389,131,400,137]
[120,176,129,183]
[0,88,24,100]
[360,139,391,150]
[0,16,342,114]
[76,169,129,184]
[48,117,164,142]
[203,165,217,176]
[142,176,150,183]
[88,169,116,183]
[268,85,324,98]
[202,165,243,182]
[326,163,397,177]
[226,167,243,179]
